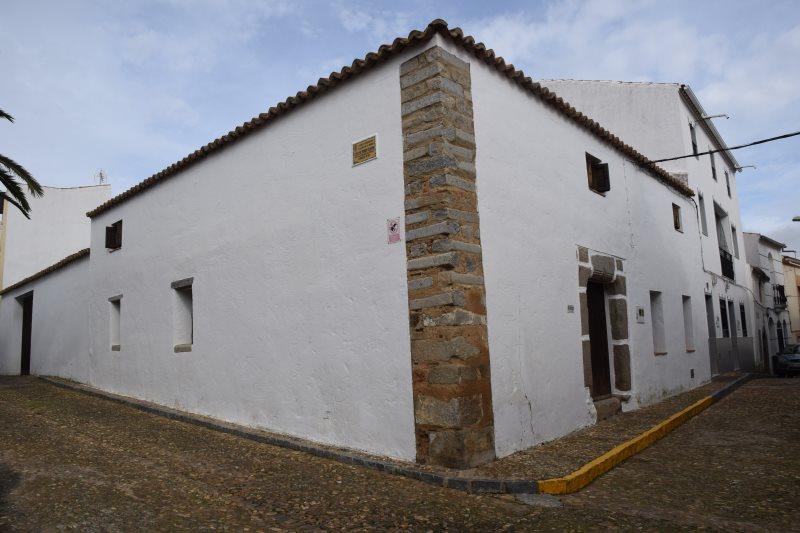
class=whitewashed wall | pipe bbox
[0,256,90,377]
[441,42,710,457]
[82,47,423,461]
[1,185,110,288]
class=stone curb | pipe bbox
[38,374,751,496]
[537,373,753,495]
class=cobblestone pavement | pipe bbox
[476,374,738,480]
[0,376,796,531]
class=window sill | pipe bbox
[589,189,608,197]
[654,351,668,356]
[686,348,696,353]
[111,345,121,352]
[174,344,192,353]
[107,247,121,254]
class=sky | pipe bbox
[2,0,799,251]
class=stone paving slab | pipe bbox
[476,374,741,480]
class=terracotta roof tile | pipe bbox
[86,19,692,218]
[0,248,90,295]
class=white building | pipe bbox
[0,21,716,468]
[543,80,756,374]
[0,185,111,288]
[744,232,792,369]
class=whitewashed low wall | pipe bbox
[0,256,90,378]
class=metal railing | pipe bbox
[774,284,787,308]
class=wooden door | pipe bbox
[587,281,611,398]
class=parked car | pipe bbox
[775,347,800,377]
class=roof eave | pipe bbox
[679,84,740,170]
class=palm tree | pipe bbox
[1,109,43,218]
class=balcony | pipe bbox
[719,248,735,280]
[774,284,787,308]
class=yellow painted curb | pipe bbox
[538,395,716,495]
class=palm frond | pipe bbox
[0,167,32,217]
[0,191,30,219]
[0,109,14,122]
[0,154,43,197]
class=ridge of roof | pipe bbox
[541,79,681,87]
[0,248,90,296]
[86,19,692,218]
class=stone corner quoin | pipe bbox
[400,44,495,469]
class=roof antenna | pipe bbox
[95,169,107,185]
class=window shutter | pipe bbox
[114,221,122,248]
[593,163,610,192]
[105,225,115,248]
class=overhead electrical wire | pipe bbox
[646,129,800,164]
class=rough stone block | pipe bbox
[590,254,615,283]
[408,277,433,291]
[399,56,419,76]
[428,173,475,192]
[410,290,466,310]
[577,246,589,263]
[582,339,593,389]
[411,337,480,363]
[405,211,429,225]
[613,344,632,391]
[609,275,627,296]
[608,298,629,340]
[405,154,459,177]
[400,63,443,89]
[431,239,482,255]
[405,221,460,241]
[428,364,478,385]
[424,46,470,72]
[415,394,482,428]
[401,91,449,116]
[578,265,591,288]
[439,271,483,286]
[420,309,486,327]
[407,252,458,271]
[432,208,478,223]
[428,427,494,469]
[579,292,589,336]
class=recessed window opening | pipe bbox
[739,303,748,337]
[725,170,731,197]
[585,152,610,194]
[650,291,666,355]
[682,295,694,351]
[672,203,683,232]
[698,192,708,236]
[731,225,739,258]
[105,220,123,250]
[109,295,121,351]
[172,278,193,352]
[710,150,717,181]
[689,123,698,156]
[719,299,729,338]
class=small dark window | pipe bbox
[725,170,731,197]
[105,220,122,250]
[710,150,717,181]
[739,304,748,337]
[586,153,610,194]
[689,123,698,156]
[672,204,682,232]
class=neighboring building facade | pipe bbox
[783,255,800,344]
[0,21,714,468]
[0,185,111,289]
[543,80,755,374]
[744,232,792,370]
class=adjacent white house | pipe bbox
[0,21,719,468]
[543,80,756,374]
[0,185,111,289]
[744,232,792,369]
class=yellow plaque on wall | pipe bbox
[352,135,377,166]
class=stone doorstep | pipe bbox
[38,374,752,496]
